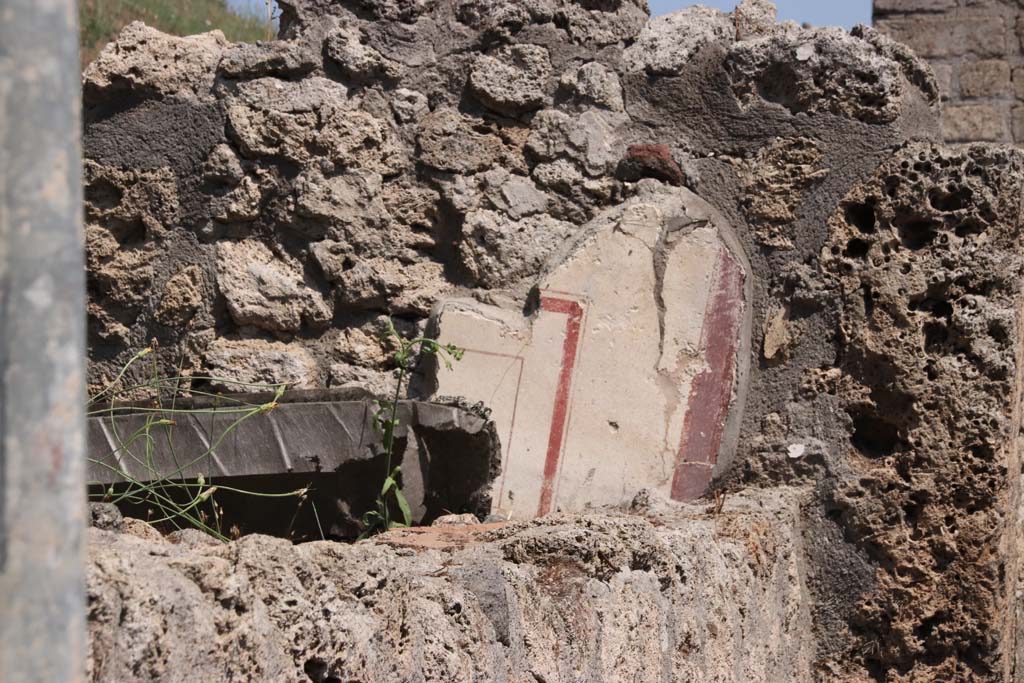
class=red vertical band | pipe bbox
[671,249,745,500]
[536,297,584,516]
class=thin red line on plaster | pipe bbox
[549,295,590,512]
[536,296,585,517]
[457,347,525,508]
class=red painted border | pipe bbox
[670,248,745,501]
[535,296,584,516]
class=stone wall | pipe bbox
[875,0,1024,143]
[81,1,1024,679]
[81,0,943,512]
[87,489,815,683]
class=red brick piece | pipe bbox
[618,144,687,186]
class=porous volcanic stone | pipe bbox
[86,489,814,683]
[80,0,1024,678]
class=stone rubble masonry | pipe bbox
[875,0,1024,144]
[81,0,944,512]
[86,488,816,683]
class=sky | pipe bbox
[650,1,870,28]
[228,0,278,18]
[228,0,873,31]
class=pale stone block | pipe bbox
[932,63,953,100]
[876,15,1005,58]
[959,59,1011,98]
[1011,105,1024,142]
[1012,66,1024,99]
[941,103,1009,142]
[874,0,955,12]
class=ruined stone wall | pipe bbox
[87,490,816,683]
[875,0,1024,143]
[81,1,1024,680]
[81,0,942,512]
[81,0,938,402]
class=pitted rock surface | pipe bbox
[86,490,813,683]
[822,146,1024,681]
[727,144,1024,681]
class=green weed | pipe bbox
[88,346,309,541]
[359,320,463,538]
[79,0,271,66]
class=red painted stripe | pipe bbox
[548,300,589,509]
[671,248,745,501]
[536,296,584,516]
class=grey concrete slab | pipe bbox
[87,396,501,533]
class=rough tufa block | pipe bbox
[86,488,815,682]
[733,143,1024,680]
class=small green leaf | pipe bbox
[394,488,412,526]
[381,476,396,496]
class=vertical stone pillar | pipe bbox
[0,0,87,681]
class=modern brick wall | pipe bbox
[875,0,1024,143]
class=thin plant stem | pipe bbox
[382,355,406,530]
[311,500,325,541]
[88,347,302,541]
[359,321,463,538]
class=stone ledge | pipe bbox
[87,398,501,533]
[85,487,814,683]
